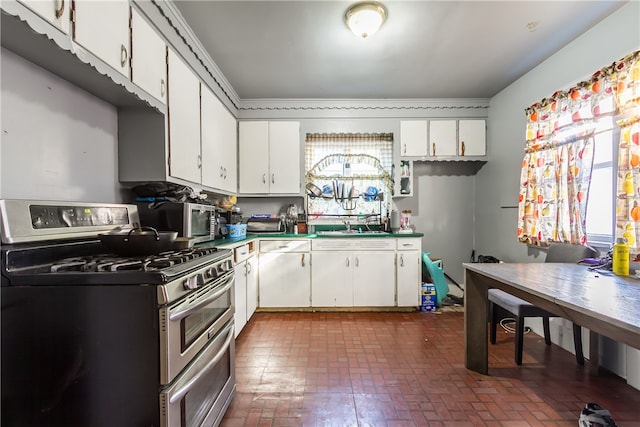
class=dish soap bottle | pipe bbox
[613,237,630,276]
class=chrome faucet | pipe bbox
[344,220,351,231]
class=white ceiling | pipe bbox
[173,0,627,100]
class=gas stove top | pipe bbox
[49,247,221,273]
[2,240,232,286]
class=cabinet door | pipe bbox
[311,252,353,307]
[201,86,237,192]
[458,119,486,156]
[19,0,70,33]
[259,252,310,307]
[73,0,130,78]
[400,121,428,157]
[353,252,396,306]
[167,49,201,184]
[269,121,300,194]
[246,255,258,320]
[131,8,166,104]
[234,261,247,337]
[397,250,421,306]
[238,121,269,194]
[429,120,457,157]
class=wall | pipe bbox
[236,117,483,284]
[476,1,640,387]
[0,48,123,202]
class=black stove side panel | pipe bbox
[1,285,161,427]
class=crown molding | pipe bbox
[237,98,490,119]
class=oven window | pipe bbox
[182,348,231,427]
[190,210,211,237]
[181,282,232,351]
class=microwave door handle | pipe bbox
[168,322,234,404]
[169,274,234,321]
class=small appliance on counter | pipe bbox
[246,216,284,233]
[136,201,217,244]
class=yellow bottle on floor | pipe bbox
[613,237,630,276]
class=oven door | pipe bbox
[159,270,234,385]
[160,320,235,427]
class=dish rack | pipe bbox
[305,154,392,221]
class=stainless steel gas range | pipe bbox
[0,200,236,427]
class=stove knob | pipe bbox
[183,276,198,290]
[205,267,217,280]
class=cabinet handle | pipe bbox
[432,142,436,156]
[355,256,359,267]
[244,263,248,277]
[301,253,305,267]
[271,173,275,184]
[120,44,128,68]
[220,166,224,178]
[346,257,350,268]
[55,0,65,19]
[247,262,252,274]
[403,144,406,155]
[262,173,266,184]
[461,140,465,156]
[160,79,166,97]
[400,254,405,267]
[197,154,202,169]
[224,167,227,179]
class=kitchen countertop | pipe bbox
[212,231,424,248]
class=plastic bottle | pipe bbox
[612,237,630,276]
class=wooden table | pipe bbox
[463,262,640,375]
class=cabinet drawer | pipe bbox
[260,239,310,252]
[397,238,422,251]
[312,239,395,251]
[234,242,255,264]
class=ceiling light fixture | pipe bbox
[344,1,387,39]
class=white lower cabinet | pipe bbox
[233,242,256,337]
[396,238,422,307]
[311,239,396,307]
[258,240,311,308]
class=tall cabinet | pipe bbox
[239,121,301,195]
[167,49,201,184]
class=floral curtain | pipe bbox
[518,50,640,248]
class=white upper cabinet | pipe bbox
[131,8,166,104]
[428,120,457,157]
[19,0,70,33]
[73,0,131,79]
[239,121,300,195]
[201,85,237,193]
[400,121,428,157]
[167,48,201,184]
[458,119,486,156]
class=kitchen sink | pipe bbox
[317,230,388,236]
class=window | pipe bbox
[585,117,617,248]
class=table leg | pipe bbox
[465,269,488,374]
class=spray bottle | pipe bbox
[612,237,630,276]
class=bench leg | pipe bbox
[542,317,551,345]
[573,323,585,366]
[490,303,498,344]
[515,316,525,365]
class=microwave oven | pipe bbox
[136,202,217,244]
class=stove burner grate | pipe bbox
[48,247,220,273]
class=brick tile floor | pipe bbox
[220,311,640,426]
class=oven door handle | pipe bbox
[169,322,234,404]
[169,274,234,321]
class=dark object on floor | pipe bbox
[579,402,618,427]
[488,242,598,365]
[441,294,463,306]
